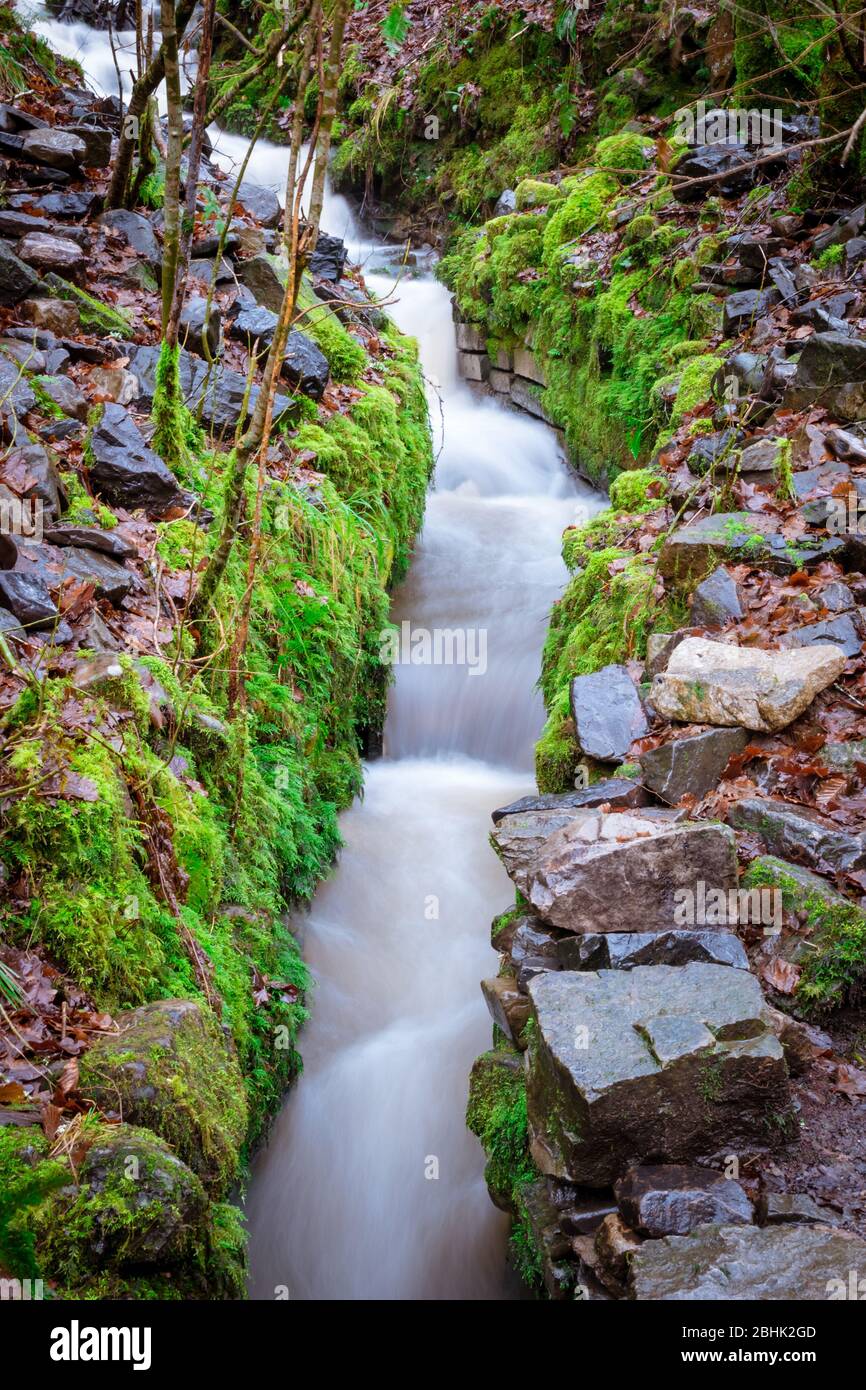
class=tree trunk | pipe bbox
[166,0,217,349]
[307,0,350,236]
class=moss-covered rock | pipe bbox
[78,999,247,1195]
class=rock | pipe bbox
[234,224,268,257]
[179,294,220,359]
[15,538,134,606]
[67,121,111,167]
[78,998,247,1192]
[87,403,186,516]
[767,1008,834,1077]
[785,332,866,420]
[227,302,278,350]
[569,664,648,761]
[0,605,24,640]
[490,780,649,823]
[616,1164,753,1236]
[491,807,594,895]
[818,581,857,613]
[315,278,385,331]
[239,253,287,312]
[123,342,292,434]
[650,636,847,732]
[0,241,39,305]
[16,231,85,282]
[737,436,787,475]
[43,523,134,560]
[188,256,233,288]
[0,570,58,626]
[686,428,743,475]
[308,230,347,282]
[0,355,36,437]
[0,441,63,517]
[20,190,99,219]
[778,612,863,659]
[659,513,844,585]
[729,798,866,873]
[674,142,759,199]
[237,180,281,229]
[814,201,866,255]
[526,964,790,1185]
[689,567,744,629]
[826,426,866,463]
[86,364,138,404]
[510,918,564,990]
[722,287,780,333]
[34,372,89,421]
[480,975,530,1048]
[759,1192,835,1226]
[466,1049,525,1210]
[0,336,46,372]
[18,126,86,172]
[20,295,79,335]
[76,607,121,652]
[594,1212,642,1293]
[629,1222,866,1300]
[644,627,700,679]
[494,189,517,216]
[519,1180,578,1298]
[640,727,748,803]
[98,208,161,276]
[282,330,330,400]
[559,928,750,972]
[527,813,738,934]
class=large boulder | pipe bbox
[491,806,594,895]
[527,812,738,934]
[78,998,247,1193]
[526,964,791,1185]
[569,664,648,761]
[639,727,749,803]
[629,1222,866,1299]
[650,636,846,732]
[615,1164,753,1237]
[87,403,186,516]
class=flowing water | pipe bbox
[19,5,606,1299]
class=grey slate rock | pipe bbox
[778,611,863,659]
[728,797,866,872]
[558,929,750,972]
[0,240,39,305]
[615,1164,753,1237]
[0,569,58,627]
[689,567,744,629]
[569,663,648,761]
[87,403,185,516]
[282,330,330,400]
[640,726,749,803]
[490,779,649,823]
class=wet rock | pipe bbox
[87,364,138,404]
[558,929,750,972]
[723,287,779,333]
[569,664,648,761]
[237,180,281,229]
[616,1164,753,1236]
[34,372,89,422]
[480,975,530,1048]
[813,202,866,255]
[0,605,24,640]
[629,1222,866,1300]
[0,569,58,626]
[98,208,161,276]
[526,964,790,1185]
[491,807,594,895]
[826,426,866,463]
[520,1180,578,1298]
[87,403,186,516]
[689,567,744,629]
[179,294,220,359]
[282,330,330,400]
[308,230,347,282]
[78,998,247,1192]
[729,798,866,873]
[18,126,86,172]
[0,356,36,438]
[527,813,738,934]
[785,332,866,420]
[494,189,517,216]
[43,523,134,560]
[778,611,863,659]
[16,231,85,282]
[650,636,846,732]
[686,428,743,475]
[644,627,700,679]
[20,295,78,335]
[738,436,787,474]
[0,336,46,372]
[227,302,278,351]
[674,142,759,199]
[759,1192,835,1226]
[640,727,749,803]
[188,256,234,288]
[67,121,111,167]
[19,189,99,219]
[658,512,843,585]
[123,342,292,433]
[1,440,64,517]
[16,538,134,605]
[239,253,287,312]
[315,278,385,331]
[511,918,564,990]
[0,241,39,305]
[490,779,649,823]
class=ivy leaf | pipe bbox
[381,3,410,55]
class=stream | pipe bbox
[21,4,606,1301]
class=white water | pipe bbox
[24,6,606,1300]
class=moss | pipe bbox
[45,278,132,336]
[515,178,563,212]
[466,1050,536,1213]
[608,466,666,512]
[815,243,844,270]
[295,277,366,382]
[535,716,580,793]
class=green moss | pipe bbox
[45,278,132,336]
[466,1050,536,1212]
[608,466,666,512]
[515,178,564,212]
[296,277,366,382]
